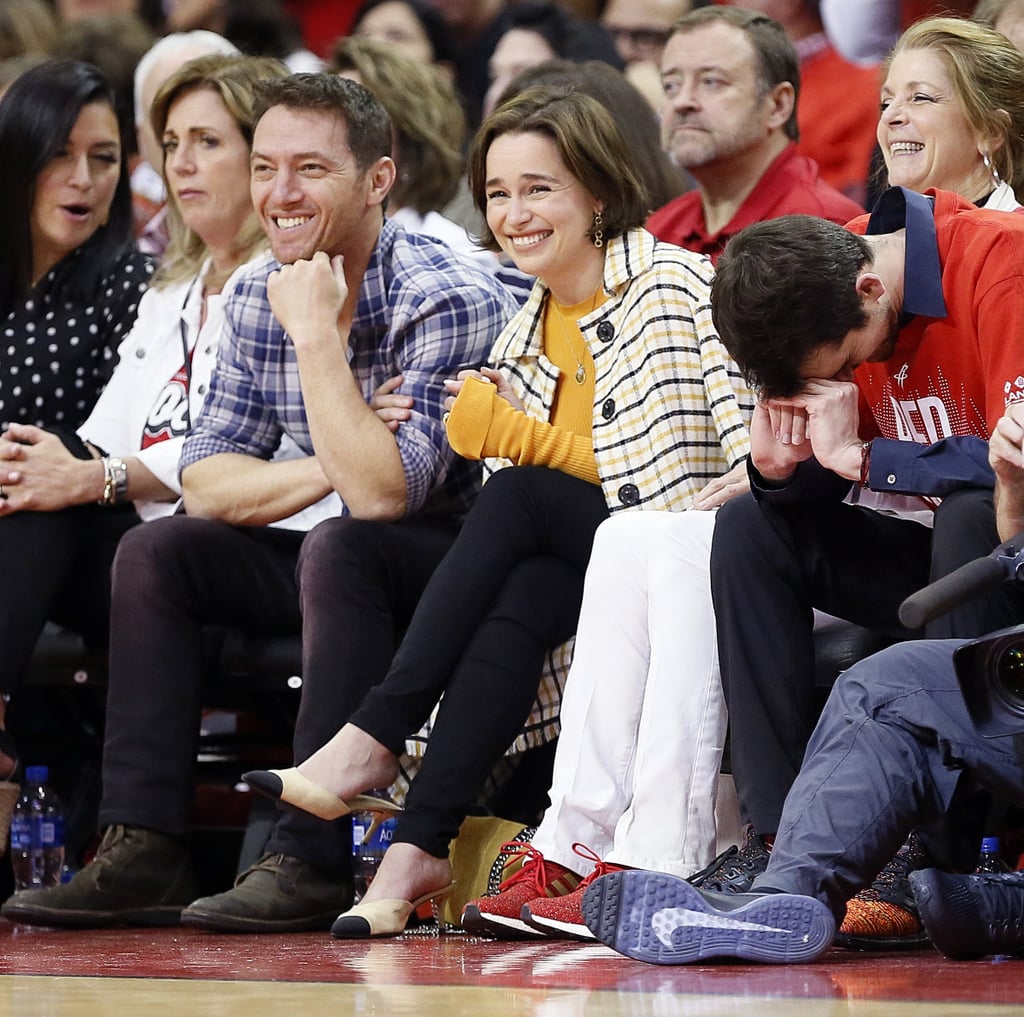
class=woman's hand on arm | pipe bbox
[691,461,751,510]
[370,374,414,433]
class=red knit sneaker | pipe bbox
[522,845,624,940]
[461,844,581,939]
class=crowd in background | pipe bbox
[2,0,1024,969]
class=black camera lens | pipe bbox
[992,642,1024,716]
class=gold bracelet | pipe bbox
[99,456,128,506]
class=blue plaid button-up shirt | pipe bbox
[181,219,521,522]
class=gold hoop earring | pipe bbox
[592,210,604,248]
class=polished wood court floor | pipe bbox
[1,920,1022,1016]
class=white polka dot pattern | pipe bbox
[0,250,154,430]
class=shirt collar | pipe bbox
[350,219,394,336]
[667,144,801,260]
[865,186,946,320]
[601,227,655,294]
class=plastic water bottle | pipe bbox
[976,836,1012,873]
[10,766,65,890]
[351,791,396,902]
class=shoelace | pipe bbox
[94,824,130,862]
[495,843,558,896]
[571,843,621,891]
[712,842,761,876]
[860,831,928,906]
[972,873,1024,947]
[976,872,1024,888]
[233,852,289,888]
[688,828,770,890]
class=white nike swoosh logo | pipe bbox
[652,908,788,947]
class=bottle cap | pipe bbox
[981,836,1001,853]
[24,765,49,783]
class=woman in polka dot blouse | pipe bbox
[0,59,155,434]
[0,55,285,808]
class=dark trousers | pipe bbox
[99,514,458,880]
[757,638,1024,921]
[349,466,610,858]
[266,516,458,875]
[0,506,140,694]
[710,486,1017,833]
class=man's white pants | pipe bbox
[530,509,731,878]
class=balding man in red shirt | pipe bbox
[647,6,863,263]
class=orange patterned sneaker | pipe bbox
[835,831,929,950]
[522,844,624,940]
[837,896,924,948]
[461,844,581,939]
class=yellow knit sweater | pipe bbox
[445,291,606,484]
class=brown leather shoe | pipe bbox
[1,824,198,928]
[180,853,354,933]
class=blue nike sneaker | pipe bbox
[581,869,835,965]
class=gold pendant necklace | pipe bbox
[555,290,599,385]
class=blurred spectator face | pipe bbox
[353,1,436,64]
[659,21,784,171]
[601,0,689,66]
[483,28,556,117]
[56,0,138,20]
[995,9,1024,53]
[137,48,189,172]
[163,0,223,32]
[423,0,498,34]
[726,0,788,21]
[877,47,991,198]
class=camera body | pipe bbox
[954,623,1024,738]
